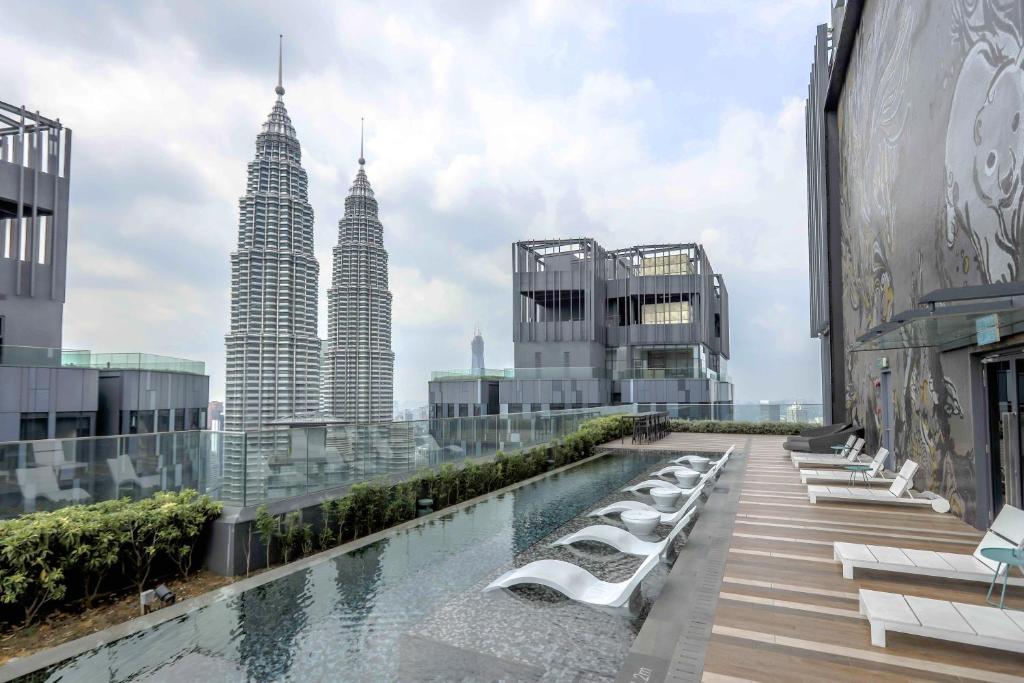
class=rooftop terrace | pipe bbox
[615,433,1022,682]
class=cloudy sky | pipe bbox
[7,0,827,406]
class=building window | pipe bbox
[715,313,721,337]
[55,412,91,439]
[459,404,469,417]
[136,410,155,434]
[19,413,49,440]
[640,253,691,275]
[174,410,185,432]
[157,409,170,433]
[641,299,690,325]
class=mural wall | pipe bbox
[837,0,1024,524]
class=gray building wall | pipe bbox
[0,366,98,442]
[98,370,210,435]
[804,0,1024,527]
[0,105,72,350]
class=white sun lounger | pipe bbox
[552,508,696,563]
[834,504,1024,585]
[591,488,704,525]
[791,437,865,468]
[859,589,1024,652]
[483,543,662,610]
[622,478,707,494]
[800,448,890,485]
[649,447,733,483]
[669,445,735,467]
[807,461,951,513]
[16,466,91,506]
[107,456,162,491]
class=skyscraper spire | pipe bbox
[275,34,285,98]
[359,117,365,166]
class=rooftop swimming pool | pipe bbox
[16,450,695,682]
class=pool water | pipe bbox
[26,451,676,682]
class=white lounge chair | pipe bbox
[650,464,700,478]
[16,466,91,507]
[859,589,1024,652]
[807,461,951,513]
[107,456,162,491]
[591,488,703,525]
[552,508,696,563]
[483,542,662,611]
[650,448,733,482]
[669,445,736,467]
[791,437,866,469]
[834,504,1024,585]
[800,448,891,485]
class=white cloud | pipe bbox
[5,0,824,406]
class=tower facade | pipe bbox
[224,49,320,498]
[323,140,395,423]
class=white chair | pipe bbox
[791,437,866,469]
[800,448,891,485]
[485,536,668,612]
[860,589,1024,652]
[107,456,162,492]
[834,504,1024,585]
[671,445,735,467]
[16,466,91,506]
[591,488,703,525]
[552,508,696,564]
[807,460,950,513]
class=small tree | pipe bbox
[254,506,278,569]
[119,498,170,615]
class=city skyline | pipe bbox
[3,1,827,406]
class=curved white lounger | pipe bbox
[590,488,702,524]
[672,445,736,467]
[552,509,696,563]
[650,465,700,478]
[483,546,661,610]
[622,478,704,494]
[668,455,709,466]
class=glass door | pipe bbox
[986,356,1024,517]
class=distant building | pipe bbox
[759,401,782,423]
[429,239,732,418]
[321,126,395,424]
[224,43,321,501]
[785,402,808,424]
[471,327,485,373]
[0,101,208,443]
[208,400,224,430]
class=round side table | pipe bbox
[980,546,1024,610]
[843,464,871,487]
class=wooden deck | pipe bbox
[629,433,1024,682]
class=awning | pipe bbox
[850,284,1024,353]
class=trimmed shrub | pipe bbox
[0,490,221,628]
[668,419,815,436]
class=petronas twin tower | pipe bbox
[225,42,394,449]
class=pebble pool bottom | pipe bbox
[29,451,678,682]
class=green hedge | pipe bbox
[668,419,815,436]
[0,490,221,629]
[246,414,634,573]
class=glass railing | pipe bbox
[0,430,242,518]
[235,406,626,506]
[0,403,823,516]
[431,367,732,382]
[0,345,205,375]
[632,402,824,424]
